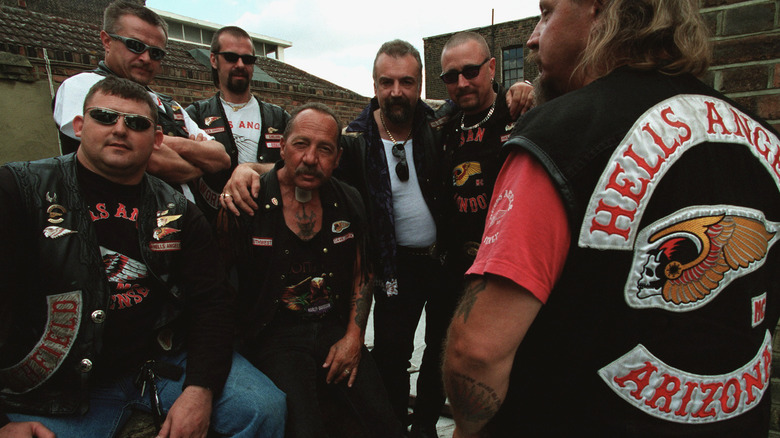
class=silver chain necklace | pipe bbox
[460,95,497,131]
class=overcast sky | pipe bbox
[146,0,541,98]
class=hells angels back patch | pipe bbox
[579,94,780,250]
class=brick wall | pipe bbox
[702,0,780,133]
[423,18,538,100]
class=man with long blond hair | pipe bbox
[443,1,780,436]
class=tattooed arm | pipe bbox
[323,245,371,387]
[443,274,543,437]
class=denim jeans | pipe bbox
[243,312,402,438]
[371,251,451,427]
[7,351,286,438]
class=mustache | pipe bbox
[526,50,540,68]
[295,165,325,178]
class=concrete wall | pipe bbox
[0,52,59,164]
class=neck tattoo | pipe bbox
[380,111,412,147]
[460,94,497,131]
[295,187,312,203]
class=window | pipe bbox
[502,46,524,89]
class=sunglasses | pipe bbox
[86,107,155,131]
[214,51,258,65]
[439,58,490,84]
[108,33,166,61]
[391,142,409,182]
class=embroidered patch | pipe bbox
[331,221,350,233]
[149,241,181,251]
[205,127,226,134]
[579,95,780,250]
[198,179,221,209]
[333,232,355,244]
[156,214,182,228]
[43,226,77,239]
[252,237,273,247]
[598,331,772,424]
[153,227,181,240]
[624,206,779,312]
[752,292,767,327]
[204,116,221,126]
[0,291,82,394]
[266,142,281,149]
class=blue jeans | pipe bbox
[243,312,402,438]
[7,351,286,438]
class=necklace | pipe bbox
[460,95,497,131]
[295,187,312,203]
[379,111,412,146]
[220,96,251,112]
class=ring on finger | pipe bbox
[343,369,351,375]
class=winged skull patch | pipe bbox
[625,206,780,312]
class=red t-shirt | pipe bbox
[466,150,571,303]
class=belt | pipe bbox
[397,243,438,259]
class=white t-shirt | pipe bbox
[382,138,437,247]
[220,97,261,164]
[53,71,211,141]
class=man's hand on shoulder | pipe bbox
[156,385,213,438]
[0,422,55,438]
[506,80,535,119]
[220,162,273,216]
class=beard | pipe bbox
[526,51,565,106]
[226,69,251,94]
[381,96,414,125]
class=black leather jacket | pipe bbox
[0,154,186,416]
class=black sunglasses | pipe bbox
[86,107,155,132]
[391,143,409,182]
[108,33,166,61]
[214,51,258,65]
[440,58,490,84]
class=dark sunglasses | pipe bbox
[439,58,490,84]
[391,142,409,182]
[108,33,166,61]
[86,107,155,131]
[214,51,258,65]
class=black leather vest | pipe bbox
[232,163,368,339]
[0,154,186,416]
[185,94,290,221]
[490,68,780,437]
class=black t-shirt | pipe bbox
[76,162,165,375]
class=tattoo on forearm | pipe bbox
[353,281,370,329]
[446,371,502,427]
[455,278,487,322]
[295,205,317,240]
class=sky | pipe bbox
[146,0,541,98]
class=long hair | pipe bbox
[578,0,711,79]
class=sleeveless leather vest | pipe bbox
[0,154,187,415]
[491,68,780,437]
[186,94,290,221]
